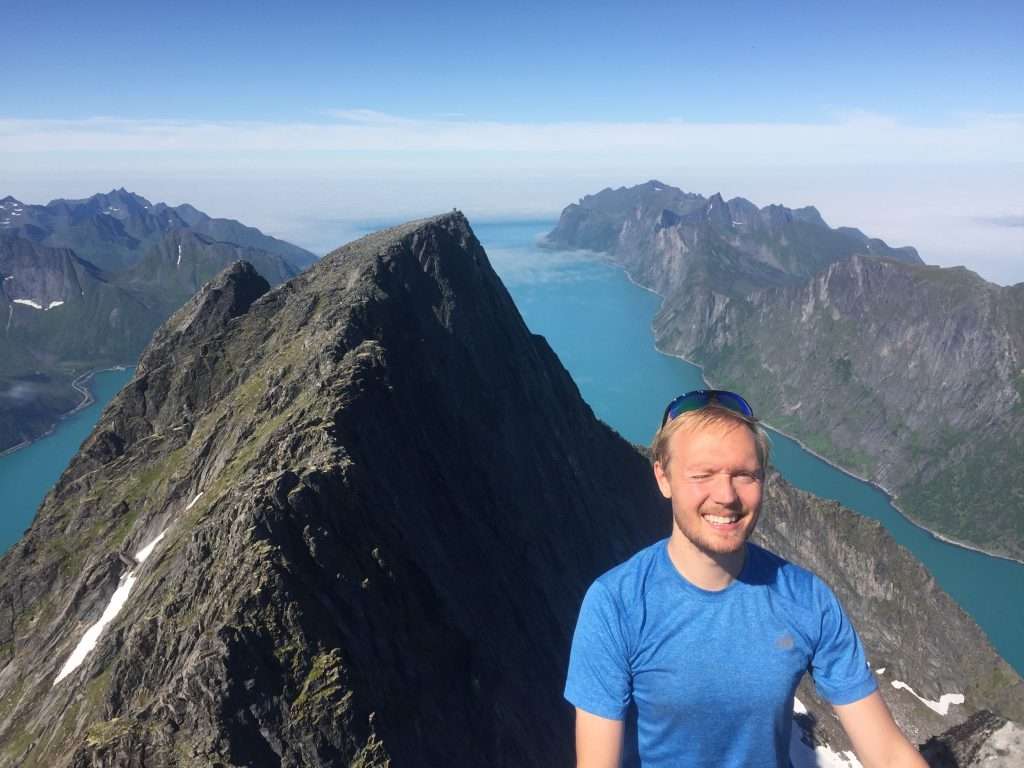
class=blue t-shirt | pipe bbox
[565,539,877,767]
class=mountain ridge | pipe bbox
[0,213,1019,766]
[2,189,317,272]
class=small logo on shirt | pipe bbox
[775,633,795,651]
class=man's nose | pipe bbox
[709,474,739,505]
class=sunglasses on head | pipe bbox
[660,389,755,428]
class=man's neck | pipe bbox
[667,531,747,591]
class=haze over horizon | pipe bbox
[3,0,1022,283]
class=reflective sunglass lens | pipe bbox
[661,389,754,426]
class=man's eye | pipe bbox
[689,473,712,482]
[734,473,761,485]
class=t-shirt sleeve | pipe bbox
[810,581,878,706]
[564,580,632,720]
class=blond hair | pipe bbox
[650,404,771,475]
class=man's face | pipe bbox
[653,421,764,556]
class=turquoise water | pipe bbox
[0,369,134,554]
[477,219,1024,677]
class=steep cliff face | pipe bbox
[0,237,153,450]
[0,215,1018,766]
[656,256,1024,560]
[547,181,1024,560]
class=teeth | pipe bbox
[704,514,739,525]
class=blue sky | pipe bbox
[8,0,1021,122]
[3,0,1023,281]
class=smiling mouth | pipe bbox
[702,513,742,528]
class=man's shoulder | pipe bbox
[590,537,668,606]
[747,542,834,608]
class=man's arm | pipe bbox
[575,708,623,768]
[835,691,927,768]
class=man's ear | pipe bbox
[653,461,672,499]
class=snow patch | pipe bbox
[875,667,886,675]
[135,529,167,563]
[890,680,964,715]
[53,529,168,685]
[176,243,182,266]
[3,275,13,281]
[185,492,204,511]
[790,698,862,767]
[13,298,64,311]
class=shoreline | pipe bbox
[599,248,1024,568]
[0,365,132,459]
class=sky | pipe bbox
[3,0,1022,282]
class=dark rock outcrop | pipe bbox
[921,710,1024,767]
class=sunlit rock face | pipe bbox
[547,180,1024,561]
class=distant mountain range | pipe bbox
[0,189,315,273]
[0,189,317,454]
[545,180,1024,561]
[0,215,1018,766]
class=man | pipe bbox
[565,390,926,768]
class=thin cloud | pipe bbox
[977,215,1024,228]
[1,111,1022,166]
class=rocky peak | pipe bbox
[143,260,270,367]
[703,192,732,228]
[792,205,826,227]
[0,212,666,766]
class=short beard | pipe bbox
[674,507,757,558]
